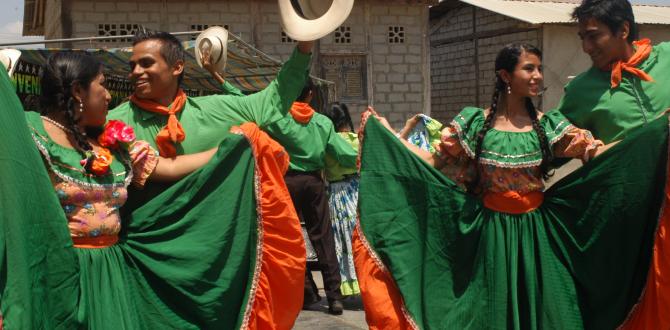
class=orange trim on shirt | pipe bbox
[483,191,544,214]
[233,123,306,330]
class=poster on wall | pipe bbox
[9,60,202,112]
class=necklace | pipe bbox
[41,116,86,136]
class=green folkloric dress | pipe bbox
[355,107,668,329]
[1,61,304,329]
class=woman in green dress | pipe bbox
[1,52,306,329]
[354,44,668,329]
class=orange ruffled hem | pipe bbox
[353,226,416,330]
[619,157,670,329]
[234,123,306,330]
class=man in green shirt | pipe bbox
[264,80,358,315]
[556,0,670,144]
[556,2,670,328]
[107,30,313,211]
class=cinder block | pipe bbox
[116,2,138,12]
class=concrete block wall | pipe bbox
[430,6,475,124]
[61,0,430,129]
[70,1,161,48]
[430,5,540,124]
[369,4,428,128]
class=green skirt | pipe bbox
[356,116,668,329]
[74,247,141,329]
[2,125,302,329]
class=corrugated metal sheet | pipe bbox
[459,0,670,24]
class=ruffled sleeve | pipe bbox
[553,128,604,162]
[434,107,485,160]
[430,107,484,185]
[129,140,158,188]
[541,110,604,162]
[433,125,465,161]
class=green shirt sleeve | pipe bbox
[220,81,245,96]
[325,123,358,168]
[199,48,311,129]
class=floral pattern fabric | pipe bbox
[28,113,158,239]
[433,108,604,194]
[328,177,360,296]
[50,140,157,238]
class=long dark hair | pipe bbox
[40,52,103,159]
[470,44,552,192]
[327,102,354,132]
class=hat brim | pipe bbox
[296,0,331,19]
[0,49,21,77]
[279,0,354,41]
[194,26,229,73]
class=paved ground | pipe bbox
[293,271,367,329]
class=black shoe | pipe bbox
[302,292,321,309]
[328,299,344,315]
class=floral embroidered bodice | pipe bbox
[434,107,603,195]
[26,112,157,239]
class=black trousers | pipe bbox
[284,171,343,301]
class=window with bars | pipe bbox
[281,31,296,43]
[334,26,351,44]
[97,23,143,43]
[190,24,230,40]
[321,55,367,101]
[388,26,405,44]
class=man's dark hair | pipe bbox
[297,79,315,102]
[133,29,186,84]
[572,0,638,43]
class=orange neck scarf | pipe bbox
[289,102,315,124]
[130,89,187,157]
[610,39,654,89]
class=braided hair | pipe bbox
[40,52,103,161]
[469,44,552,192]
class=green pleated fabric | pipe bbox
[74,247,141,329]
[22,112,260,329]
[2,78,263,329]
[121,133,258,329]
[73,135,259,330]
[0,65,79,329]
[357,116,667,329]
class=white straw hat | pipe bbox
[278,0,354,41]
[194,26,229,73]
[0,49,21,77]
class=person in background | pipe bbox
[264,81,358,315]
[323,102,360,297]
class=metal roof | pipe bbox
[458,0,670,24]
